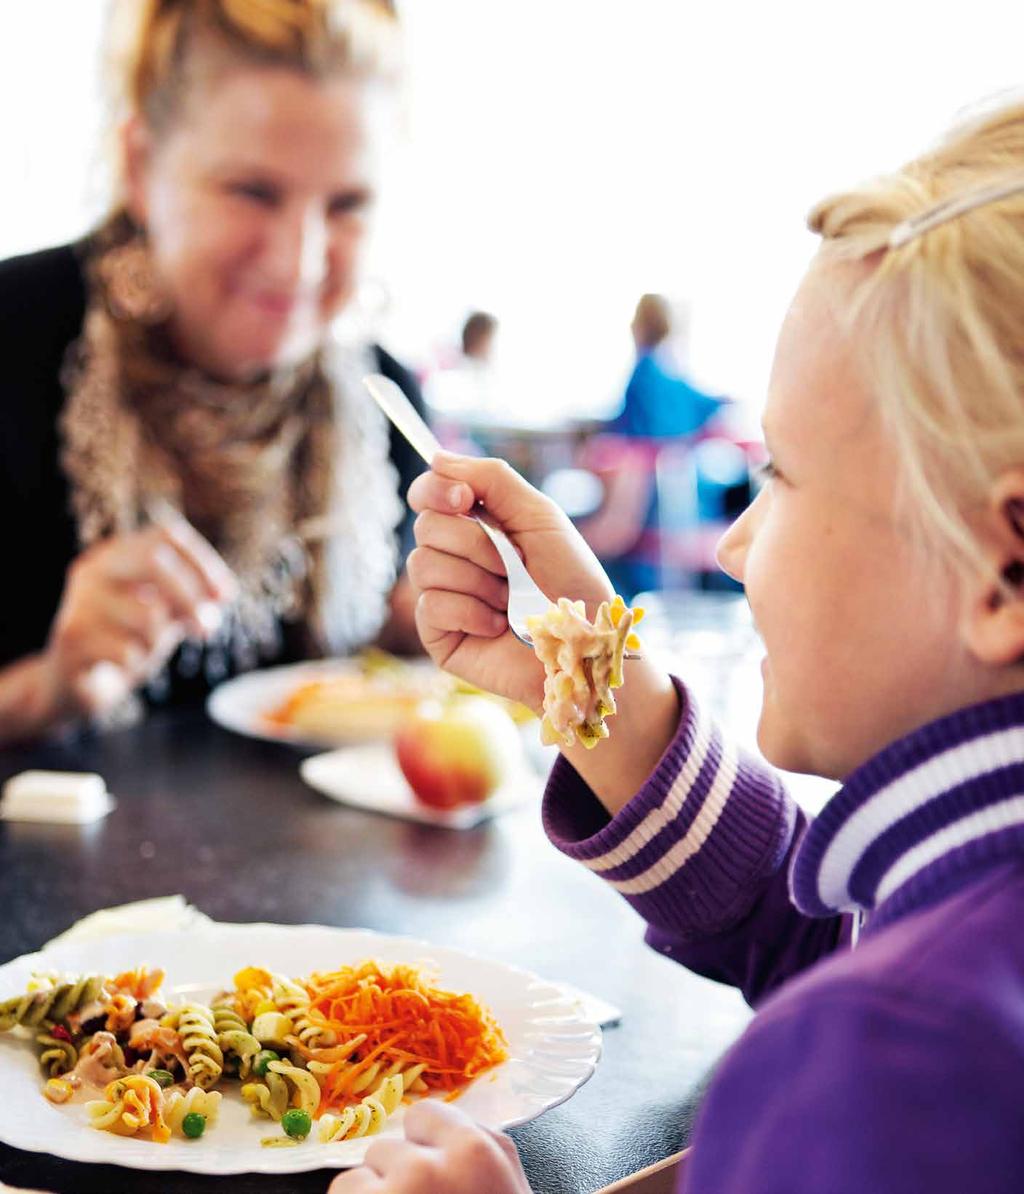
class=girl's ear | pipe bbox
[963,468,1024,667]
[121,116,152,228]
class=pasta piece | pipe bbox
[110,967,165,1001]
[272,973,336,1049]
[307,1056,427,1100]
[211,1000,260,1079]
[72,1032,128,1087]
[86,1074,170,1143]
[103,992,138,1034]
[268,1059,320,1115]
[319,1074,404,1143]
[0,976,107,1032]
[240,1059,320,1121]
[227,966,275,1022]
[35,1024,78,1077]
[163,1003,223,1089]
[526,595,642,749]
[241,1071,290,1121]
[164,1087,222,1137]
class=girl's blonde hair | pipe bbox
[107,0,398,135]
[809,97,1024,583]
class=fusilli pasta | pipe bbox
[318,1073,404,1142]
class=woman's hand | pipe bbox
[326,1102,531,1194]
[42,519,236,720]
[407,452,613,711]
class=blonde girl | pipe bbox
[331,98,1024,1193]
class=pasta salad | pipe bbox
[0,960,507,1149]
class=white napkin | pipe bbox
[42,898,622,1028]
[43,896,212,949]
[0,771,115,826]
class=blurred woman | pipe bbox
[0,0,425,743]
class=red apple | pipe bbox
[394,696,523,810]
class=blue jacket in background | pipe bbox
[611,350,723,438]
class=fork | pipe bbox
[363,373,641,657]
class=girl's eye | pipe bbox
[230,182,280,207]
[754,459,780,486]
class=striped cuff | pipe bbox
[542,678,798,938]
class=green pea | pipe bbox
[253,1049,280,1077]
[147,1069,174,1089]
[281,1108,312,1140]
[182,1112,206,1140]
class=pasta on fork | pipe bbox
[527,596,643,749]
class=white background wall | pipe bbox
[2,2,1022,424]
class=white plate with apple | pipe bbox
[301,696,546,828]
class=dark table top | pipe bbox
[0,708,748,1194]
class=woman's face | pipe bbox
[126,65,381,380]
[716,264,981,780]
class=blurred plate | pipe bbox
[206,658,439,748]
[301,742,542,828]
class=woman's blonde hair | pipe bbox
[108,0,398,134]
[808,96,1024,584]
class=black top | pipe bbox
[0,242,427,674]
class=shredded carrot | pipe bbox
[302,960,507,1115]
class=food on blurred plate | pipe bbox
[264,651,535,744]
[264,652,437,741]
[394,695,524,810]
[0,959,506,1149]
[526,595,643,749]
[266,674,426,741]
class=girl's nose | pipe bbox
[715,497,756,582]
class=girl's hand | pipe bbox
[407,452,613,711]
[326,1101,531,1194]
[43,520,236,719]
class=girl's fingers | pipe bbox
[413,510,504,576]
[360,1138,418,1175]
[406,547,509,612]
[326,1167,385,1193]
[401,1098,475,1147]
[416,589,507,639]
[428,452,560,531]
[407,470,476,517]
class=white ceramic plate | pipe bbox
[0,924,601,1175]
[301,743,543,829]
[206,659,438,748]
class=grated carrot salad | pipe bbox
[301,961,508,1115]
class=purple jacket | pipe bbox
[544,681,1024,1193]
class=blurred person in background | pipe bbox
[460,310,498,364]
[611,293,724,437]
[424,309,501,422]
[575,294,736,597]
[0,0,428,745]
